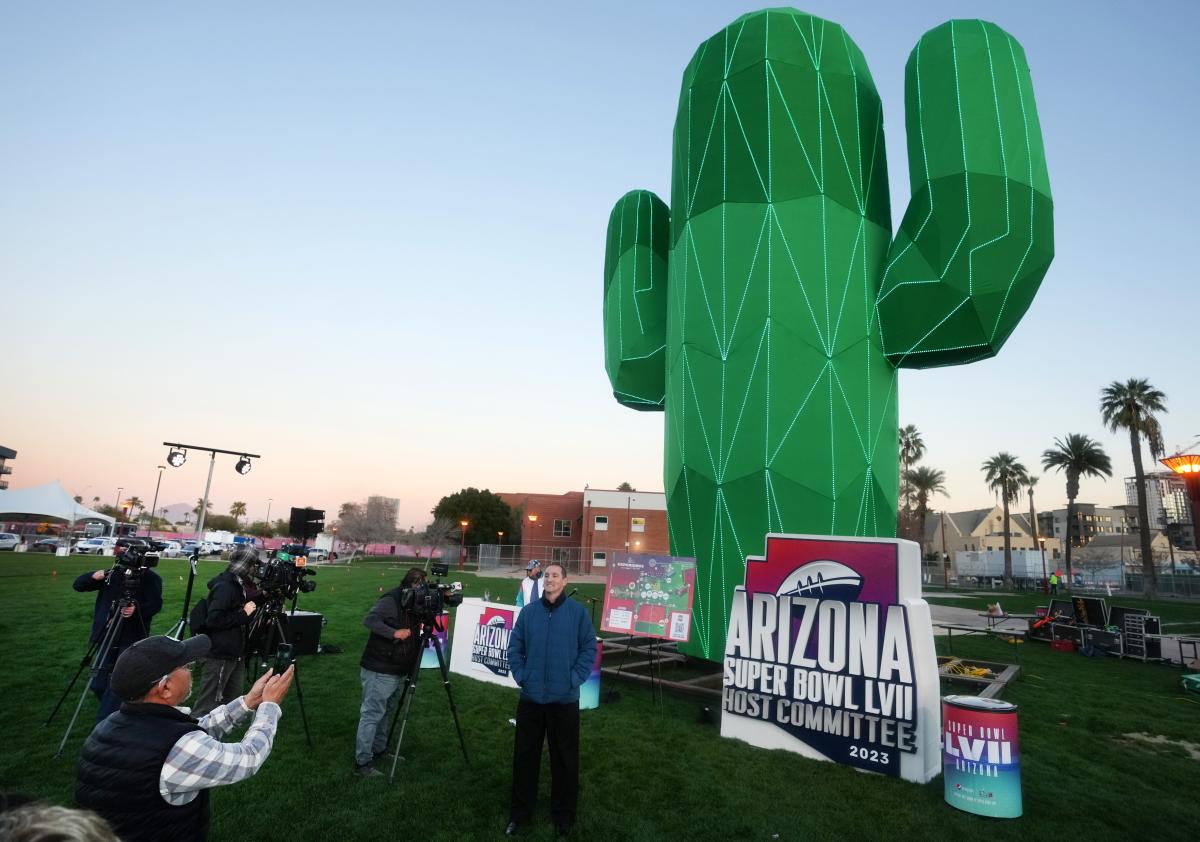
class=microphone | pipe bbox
[568,588,579,598]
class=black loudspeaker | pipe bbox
[279,611,324,656]
[288,507,325,541]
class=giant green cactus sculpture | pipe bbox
[603,9,1052,660]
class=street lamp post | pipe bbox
[111,487,123,537]
[146,465,166,538]
[1160,453,1200,585]
[266,498,273,527]
[527,514,538,564]
[459,519,470,571]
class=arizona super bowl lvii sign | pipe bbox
[721,535,940,783]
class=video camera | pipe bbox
[254,552,317,601]
[112,545,160,593]
[399,562,464,620]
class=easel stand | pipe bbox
[383,620,470,783]
[603,635,665,711]
[47,594,142,757]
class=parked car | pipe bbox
[159,540,183,558]
[31,537,62,553]
[0,533,21,551]
[307,548,329,562]
[73,537,115,555]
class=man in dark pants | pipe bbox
[505,562,597,837]
[73,557,164,721]
[192,549,258,717]
[354,567,425,776]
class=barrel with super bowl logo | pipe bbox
[942,695,1022,818]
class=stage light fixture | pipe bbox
[167,448,187,468]
[235,456,252,475]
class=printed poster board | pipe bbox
[600,553,696,642]
[448,598,519,689]
[719,534,941,784]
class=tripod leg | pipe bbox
[55,610,126,758]
[431,635,470,765]
[272,617,312,746]
[384,674,414,749]
[46,637,104,726]
[387,645,425,784]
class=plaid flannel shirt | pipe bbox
[158,697,282,805]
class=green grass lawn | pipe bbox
[2,556,1198,840]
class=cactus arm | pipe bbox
[603,190,671,410]
[877,20,1053,369]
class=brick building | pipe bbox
[497,488,669,572]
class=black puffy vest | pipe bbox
[76,702,211,842]
[360,589,419,676]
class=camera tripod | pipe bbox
[383,617,469,783]
[47,589,146,758]
[166,551,201,640]
[245,596,312,746]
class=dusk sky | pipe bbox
[3,1,1197,532]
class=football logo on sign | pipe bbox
[777,560,863,602]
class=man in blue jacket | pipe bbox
[505,562,596,837]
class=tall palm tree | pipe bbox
[193,498,212,518]
[1100,379,1167,596]
[230,501,248,528]
[91,495,100,508]
[904,466,948,547]
[898,425,926,538]
[1025,474,1041,558]
[1041,434,1113,586]
[982,453,1030,589]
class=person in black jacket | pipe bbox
[191,549,258,717]
[353,567,425,776]
[73,559,164,722]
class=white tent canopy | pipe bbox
[0,480,116,528]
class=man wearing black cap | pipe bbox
[192,548,259,717]
[76,634,294,842]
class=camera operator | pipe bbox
[192,548,258,718]
[353,567,426,777]
[73,551,163,722]
[75,634,294,842]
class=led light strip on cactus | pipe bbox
[602,8,1053,661]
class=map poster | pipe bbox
[600,553,696,642]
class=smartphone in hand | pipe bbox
[271,643,295,674]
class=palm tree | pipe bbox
[91,495,100,508]
[898,425,926,537]
[1100,379,1167,596]
[193,498,213,518]
[1041,434,1113,587]
[982,453,1030,589]
[230,501,248,528]
[904,466,948,546]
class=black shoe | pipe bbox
[354,763,383,778]
[504,821,520,836]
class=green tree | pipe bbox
[271,518,291,537]
[202,514,238,532]
[1041,433,1114,587]
[982,453,1030,589]
[1100,379,1167,596]
[616,482,636,492]
[432,488,515,547]
[125,496,144,522]
[243,520,274,538]
[230,501,247,528]
[903,466,947,548]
